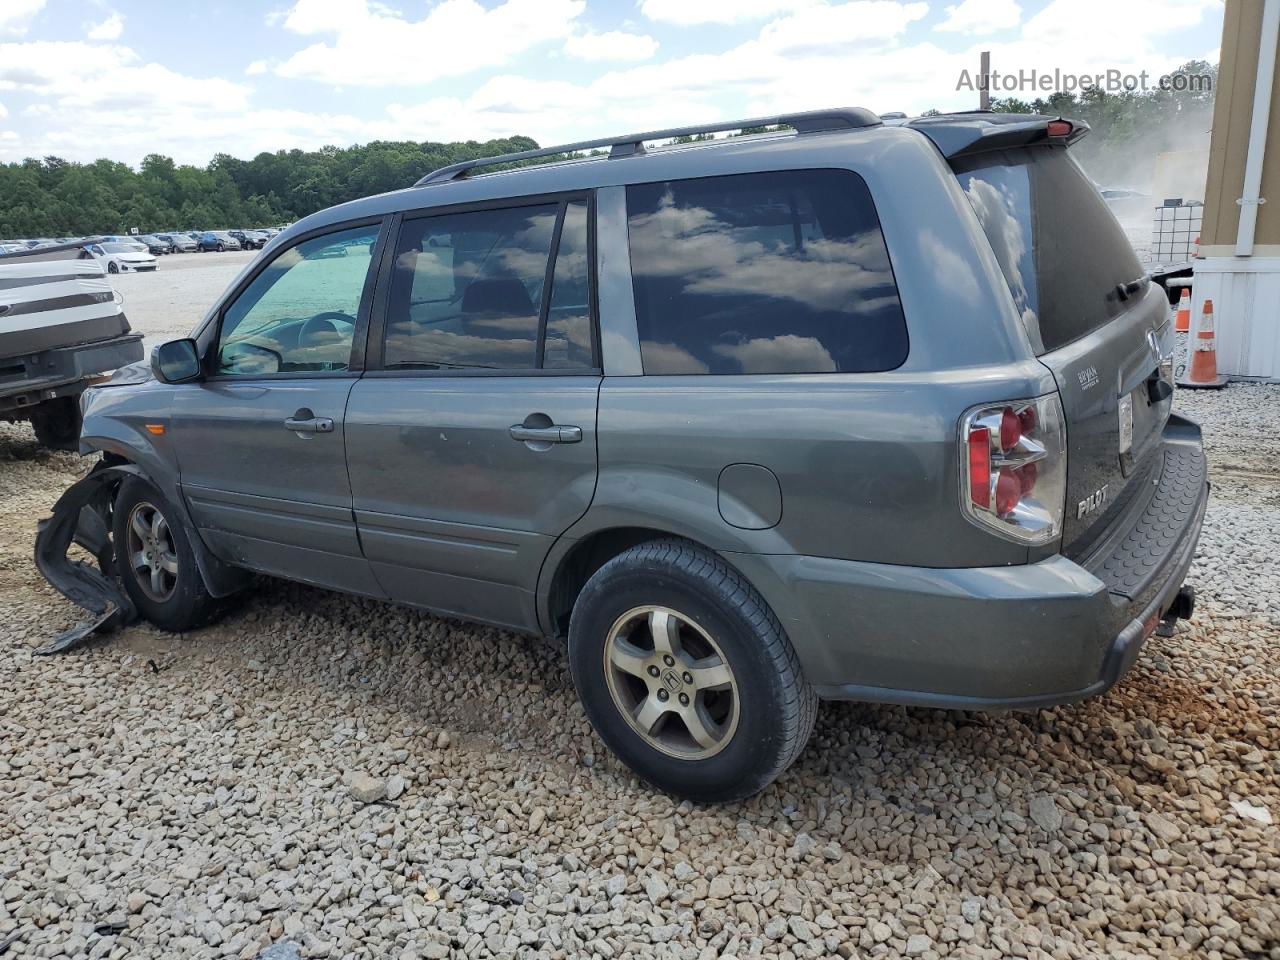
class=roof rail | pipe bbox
[413,107,882,187]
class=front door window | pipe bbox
[215,225,378,376]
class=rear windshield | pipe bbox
[954,147,1143,355]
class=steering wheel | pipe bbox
[298,311,354,348]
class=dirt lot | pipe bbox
[1,352,1277,956]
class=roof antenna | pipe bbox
[979,50,991,110]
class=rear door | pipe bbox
[345,195,600,631]
[955,147,1173,556]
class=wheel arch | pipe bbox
[538,523,793,644]
[80,441,251,600]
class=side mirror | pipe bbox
[151,338,202,384]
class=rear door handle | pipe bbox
[509,424,582,444]
[284,416,334,434]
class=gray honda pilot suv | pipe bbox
[50,108,1207,802]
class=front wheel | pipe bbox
[112,476,219,631]
[568,539,816,803]
[107,261,119,274]
[216,243,224,252]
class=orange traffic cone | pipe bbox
[1183,298,1228,389]
[1174,288,1191,332]
[1172,288,1192,381]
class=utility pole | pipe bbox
[979,50,991,110]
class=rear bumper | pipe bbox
[729,414,1208,709]
[0,333,144,414]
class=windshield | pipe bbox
[954,147,1143,355]
[102,242,145,253]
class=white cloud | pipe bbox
[0,42,248,111]
[273,0,587,85]
[756,1,928,55]
[934,0,1021,35]
[638,0,814,25]
[0,0,44,36]
[564,29,657,62]
[1022,0,1217,45]
[0,40,281,164]
[956,0,1222,104]
[87,12,124,41]
[0,0,1223,168]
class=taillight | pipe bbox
[967,428,990,507]
[960,395,1067,544]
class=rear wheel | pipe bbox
[29,397,81,450]
[113,476,219,631]
[568,538,816,803]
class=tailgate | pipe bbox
[1039,285,1172,553]
[954,143,1173,555]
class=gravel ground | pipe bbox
[1,384,1277,960]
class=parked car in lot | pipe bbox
[84,240,157,274]
[158,233,198,253]
[42,108,1206,801]
[136,234,171,255]
[229,229,270,250]
[197,231,242,252]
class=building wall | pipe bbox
[1201,0,1280,255]
[1194,0,1280,379]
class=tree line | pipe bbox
[0,137,538,238]
[0,59,1214,239]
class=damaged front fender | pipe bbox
[33,462,145,654]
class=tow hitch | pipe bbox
[1155,586,1196,638]
[32,462,144,654]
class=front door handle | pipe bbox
[284,415,334,434]
[509,423,582,444]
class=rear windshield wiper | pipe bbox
[1115,275,1149,302]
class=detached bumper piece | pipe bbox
[33,463,143,654]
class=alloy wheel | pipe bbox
[603,605,740,760]
[125,501,179,602]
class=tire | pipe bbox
[107,261,119,274]
[29,397,81,450]
[568,538,817,803]
[112,476,219,632]
[216,243,224,252]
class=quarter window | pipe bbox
[383,199,594,371]
[626,170,908,375]
[215,225,378,376]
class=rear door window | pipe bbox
[626,169,908,375]
[382,199,595,371]
[954,147,1144,354]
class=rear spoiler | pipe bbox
[902,112,1089,160]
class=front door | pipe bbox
[346,196,600,630]
[171,221,385,596]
